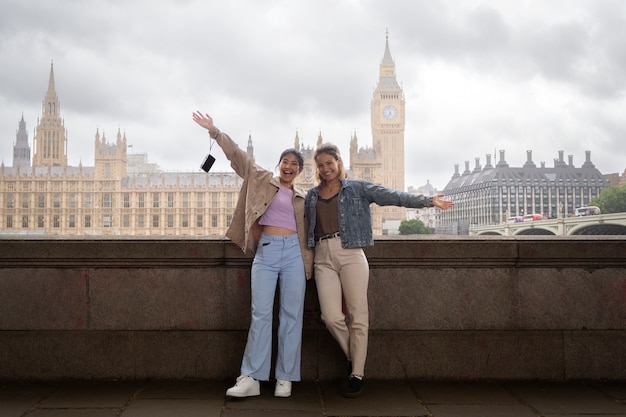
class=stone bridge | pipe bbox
[471,212,626,236]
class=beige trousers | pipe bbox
[314,235,370,377]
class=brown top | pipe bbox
[314,192,339,238]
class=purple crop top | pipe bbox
[258,185,297,232]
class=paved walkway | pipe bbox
[1,379,626,416]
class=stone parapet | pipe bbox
[0,235,625,381]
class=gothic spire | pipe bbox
[48,61,56,94]
[381,29,395,69]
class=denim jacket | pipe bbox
[305,179,434,249]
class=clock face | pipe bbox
[382,105,398,121]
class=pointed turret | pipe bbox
[32,62,68,167]
[13,114,31,169]
[294,131,300,150]
[379,29,396,78]
[247,132,254,160]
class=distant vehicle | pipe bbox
[522,213,545,222]
[574,206,601,217]
[506,216,523,224]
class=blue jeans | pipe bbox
[240,233,306,381]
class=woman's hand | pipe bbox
[433,194,454,210]
[192,111,215,131]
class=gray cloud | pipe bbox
[1,0,624,190]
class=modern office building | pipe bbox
[438,150,609,234]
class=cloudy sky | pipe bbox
[1,0,625,190]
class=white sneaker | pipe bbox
[274,379,292,397]
[226,375,260,397]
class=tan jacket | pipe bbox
[213,131,313,280]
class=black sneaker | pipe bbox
[342,375,363,398]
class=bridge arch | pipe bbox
[513,228,556,236]
[569,223,626,235]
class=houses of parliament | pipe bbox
[0,35,409,237]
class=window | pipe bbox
[197,193,203,208]
[103,215,112,228]
[38,215,44,228]
[168,193,174,208]
[102,193,112,208]
[6,215,12,228]
[6,194,14,208]
[212,214,218,228]
[69,215,76,228]
[69,194,76,208]
[152,215,159,228]
[84,194,92,208]
[123,194,130,208]
[226,193,233,208]
[53,215,60,228]
[138,193,145,208]
[153,193,159,208]
[167,214,174,228]
[22,215,28,228]
[38,194,45,208]
[196,214,203,227]
[137,215,145,228]
[54,194,61,208]
[182,193,189,208]
[84,215,91,228]
[182,214,189,227]
[123,214,130,228]
[21,194,29,209]
[226,214,232,227]
[212,193,218,208]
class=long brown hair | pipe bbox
[314,143,348,185]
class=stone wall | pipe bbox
[0,236,625,381]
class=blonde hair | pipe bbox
[314,143,348,185]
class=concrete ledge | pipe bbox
[1,236,625,381]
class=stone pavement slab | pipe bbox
[505,381,626,416]
[224,381,322,416]
[122,398,223,417]
[413,381,537,417]
[1,380,626,417]
[322,379,428,416]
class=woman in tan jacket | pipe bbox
[193,111,313,399]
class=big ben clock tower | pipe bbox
[371,31,406,225]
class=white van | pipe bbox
[574,206,601,217]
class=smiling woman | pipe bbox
[192,111,313,399]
